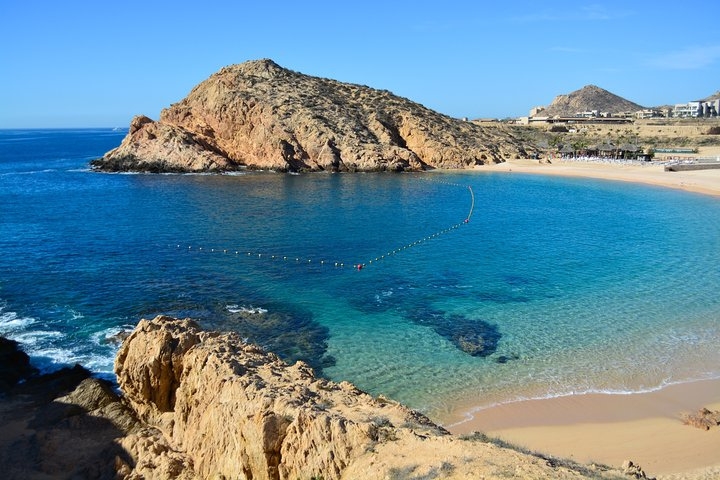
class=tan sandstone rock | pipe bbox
[93,59,536,173]
[113,315,623,480]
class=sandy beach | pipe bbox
[476,152,720,198]
[447,379,720,479]
[450,155,720,479]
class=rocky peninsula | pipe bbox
[0,316,634,479]
[91,59,535,173]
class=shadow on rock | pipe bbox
[1,337,139,479]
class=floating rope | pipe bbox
[177,179,475,272]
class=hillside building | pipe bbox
[673,100,719,118]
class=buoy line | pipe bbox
[176,179,474,272]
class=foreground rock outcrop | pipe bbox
[92,59,535,173]
[2,318,628,479]
[113,316,625,479]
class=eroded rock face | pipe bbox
[0,320,629,479]
[115,316,445,479]
[112,316,623,480]
[93,59,535,173]
[95,115,238,173]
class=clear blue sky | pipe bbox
[2,0,719,128]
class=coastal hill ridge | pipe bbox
[538,85,645,117]
[92,59,535,173]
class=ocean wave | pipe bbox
[226,304,268,315]
[0,307,37,333]
[0,168,59,177]
[90,325,134,346]
[0,302,119,376]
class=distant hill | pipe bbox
[539,85,645,117]
[702,90,720,101]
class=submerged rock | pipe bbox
[409,308,501,357]
[226,306,335,374]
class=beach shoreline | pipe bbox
[449,156,720,478]
[471,151,720,198]
[445,378,720,478]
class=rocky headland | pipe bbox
[91,59,536,173]
[0,316,633,479]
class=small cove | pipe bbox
[1,128,719,422]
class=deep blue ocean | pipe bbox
[2,128,719,424]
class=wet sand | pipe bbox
[452,157,720,478]
[446,379,720,478]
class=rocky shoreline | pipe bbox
[0,315,635,479]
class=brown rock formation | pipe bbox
[682,407,720,430]
[0,337,193,480]
[1,320,627,479]
[112,316,622,479]
[93,59,535,173]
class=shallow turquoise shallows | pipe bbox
[1,129,719,423]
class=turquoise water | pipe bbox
[1,129,719,424]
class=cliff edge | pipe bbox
[1,317,628,479]
[112,316,622,479]
[92,59,535,173]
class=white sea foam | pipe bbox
[0,302,119,376]
[0,309,37,333]
[90,325,134,346]
[226,304,268,315]
[79,351,118,377]
[0,302,36,336]
[26,347,79,373]
[12,330,64,344]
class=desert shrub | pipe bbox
[549,125,568,132]
[706,126,720,135]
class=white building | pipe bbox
[673,101,701,117]
[673,100,719,117]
